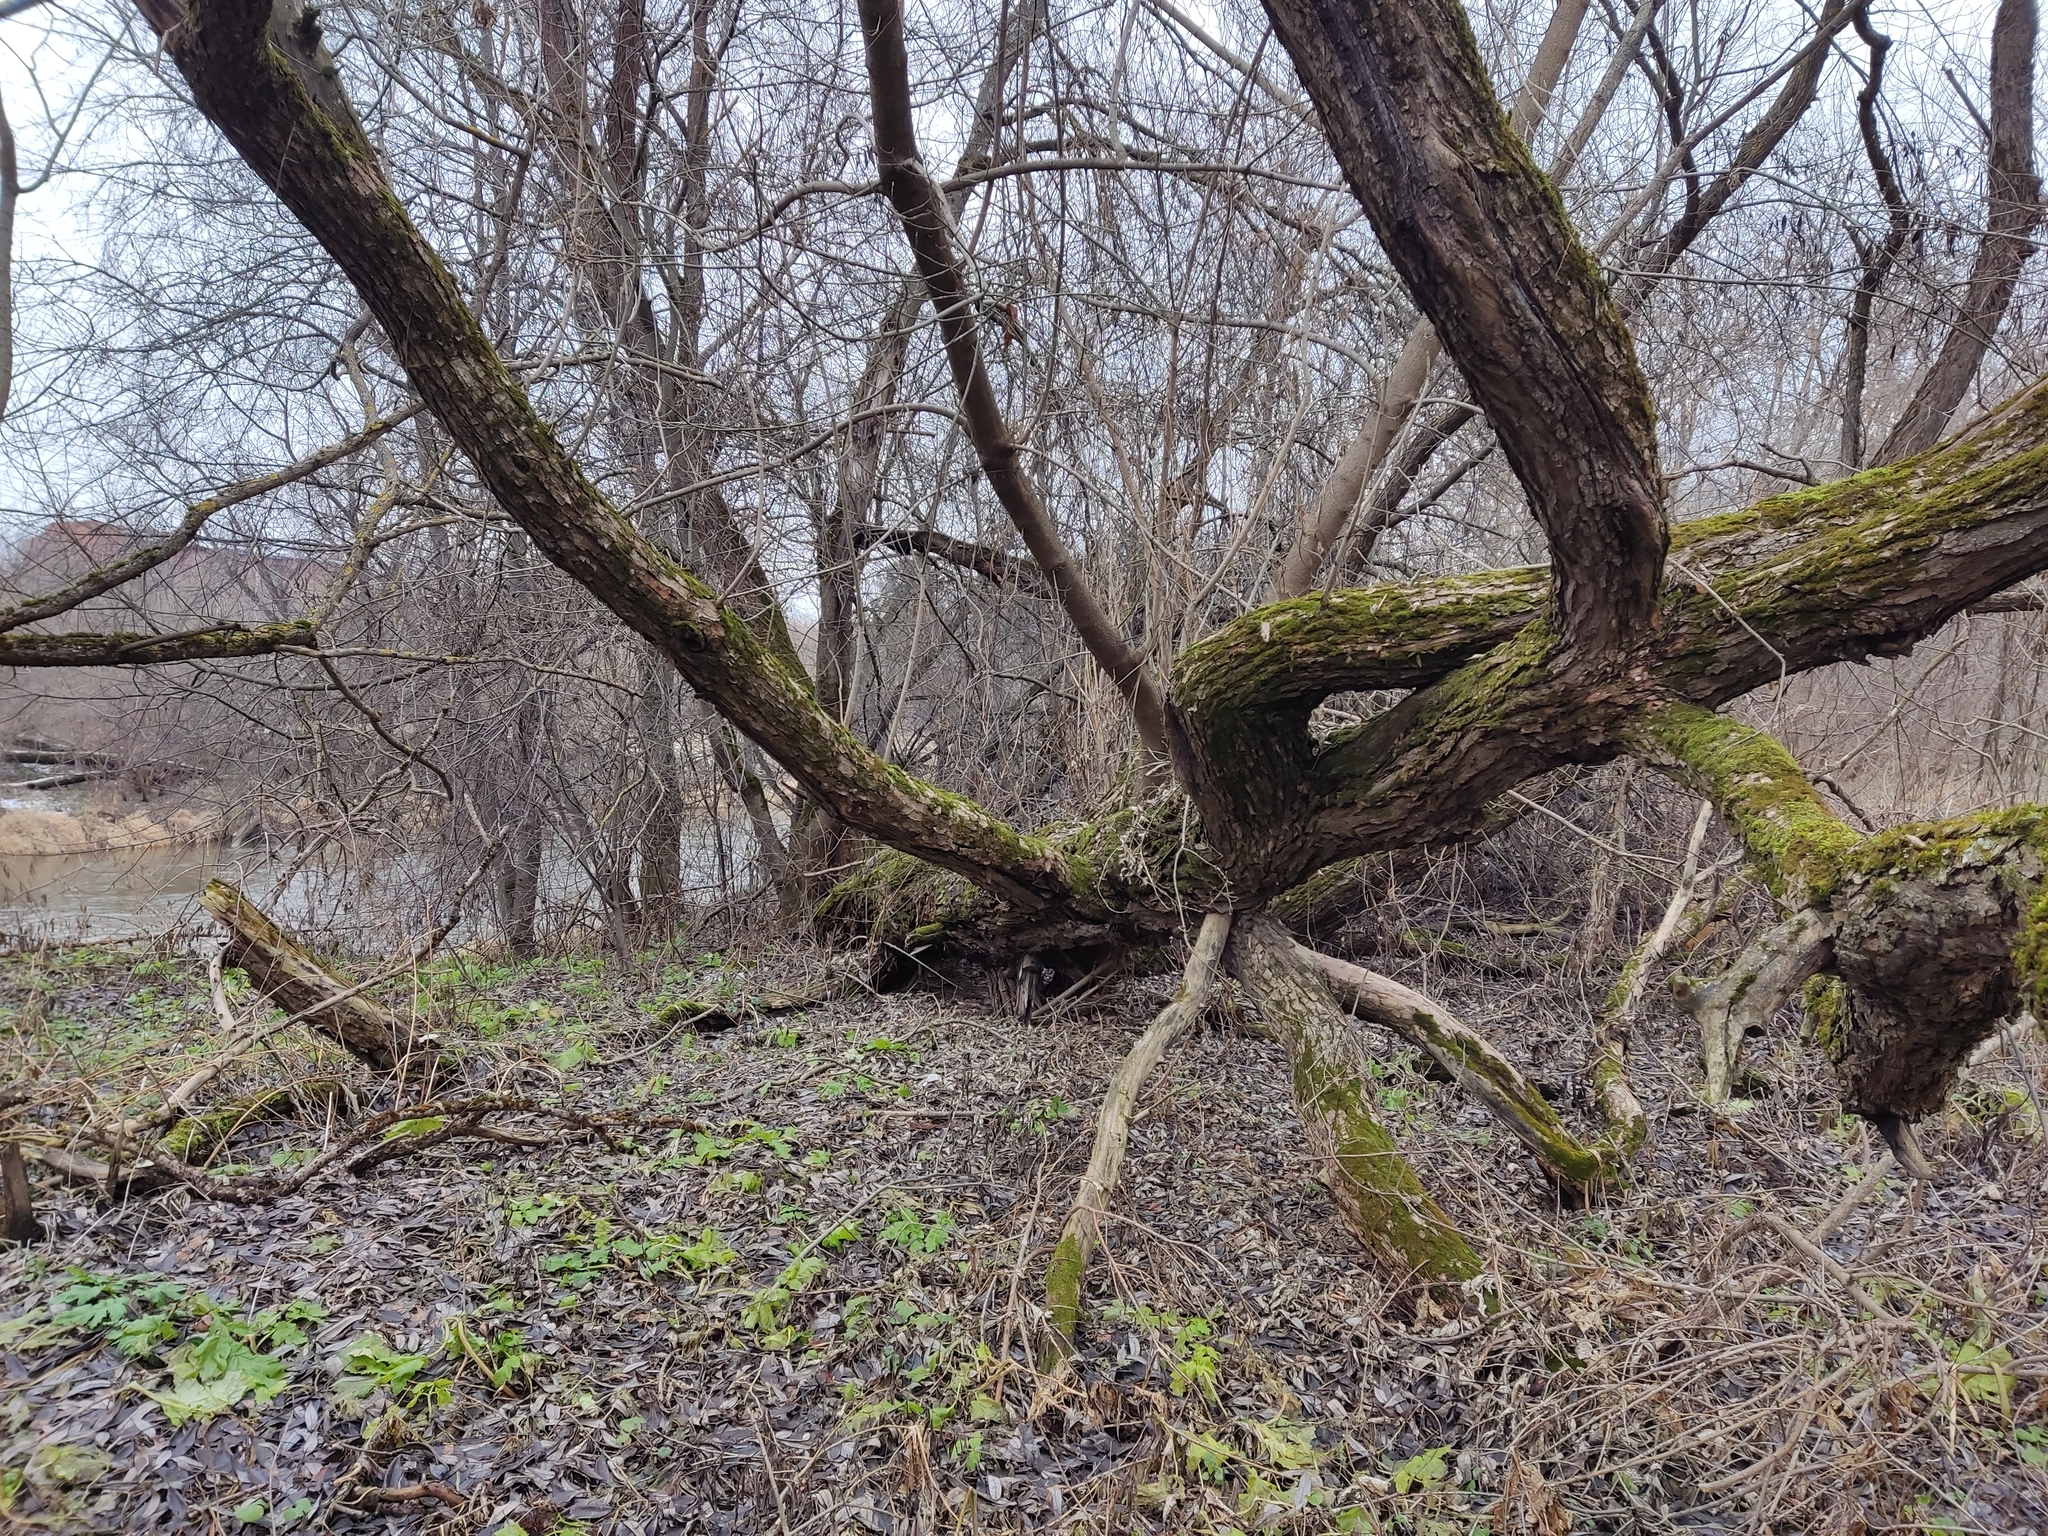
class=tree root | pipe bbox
[1043,912,1231,1360]
[1229,914,1480,1292]
[1299,945,1614,1191]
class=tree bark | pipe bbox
[1876,0,2042,463]
[1301,944,1616,1189]
[1271,0,1592,600]
[1257,0,1666,660]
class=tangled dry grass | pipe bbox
[0,901,2044,1535]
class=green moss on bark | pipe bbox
[1803,974,1849,1061]
[1042,1232,1086,1357]
[1633,705,1858,900]
[1291,1030,1482,1283]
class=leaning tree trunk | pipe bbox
[1043,912,1233,1357]
[200,881,415,1071]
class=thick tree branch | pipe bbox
[1258,0,1667,658]
[1270,0,1596,600]
[856,0,1184,768]
[1177,368,2048,899]
[0,619,318,666]
[136,0,1076,913]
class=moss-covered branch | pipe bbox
[202,880,416,1070]
[1631,703,2048,1129]
[1300,945,1615,1189]
[1228,915,1480,1289]
[0,620,318,667]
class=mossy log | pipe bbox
[159,1080,347,1163]
[1228,914,1480,1290]
[1301,945,1615,1190]
[651,985,833,1033]
[1043,912,1232,1359]
[201,880,414,1070]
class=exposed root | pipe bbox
[1042,911,1232,1359]
[1672,906,1833,1104]
[1228,913,1480,1291]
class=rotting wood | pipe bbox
[1043,911,1232,1359]
[159,1080,348,1164]
[1,1140,38,1243]
[200,879,416,1070]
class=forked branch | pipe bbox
[1257,0,1667,658]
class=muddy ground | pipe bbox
[2,924,2045,1535]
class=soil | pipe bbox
[1,931,2044,1535]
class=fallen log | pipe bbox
[160,1080,349,1163]
[650,985,834,1033]
[200,880,415,1070]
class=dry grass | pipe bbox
[0,912,2043,1535]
